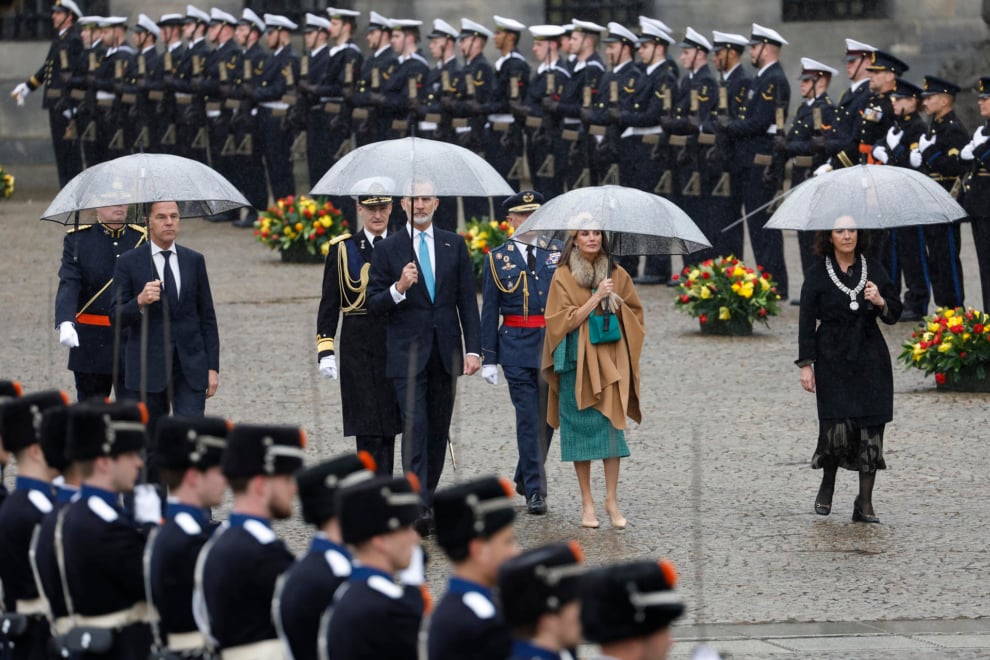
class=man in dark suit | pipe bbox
[367,178,482,534]
[111,201,220,434]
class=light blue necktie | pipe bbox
[418,231,435,301]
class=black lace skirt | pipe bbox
[811,420,886,472]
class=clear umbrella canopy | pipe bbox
[309,137,514,197]
[765,164,967,231]
[513,185,711,256]
[41,153,249,224]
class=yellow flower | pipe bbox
[911,343,925,360]
[488,220,498,229]
[295,222,304,232]
[320,217,332,228]
[938,339,953,353]
[689,269,700,281]
[732,266,746,278]
[760,277,770,291]
[699,286,712,299]
[927,322,941,333]
[963,332,971,341]
[944,308,955,319]
[922,331,933,342]
[321,242,330,256]
[737,282,754,299]
[719,306,731,320]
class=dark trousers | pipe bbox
[121,362,206,441]
[503,365,554,498]
[73,371,123,403]
[972,218,990,310]
[924,223,964,307]
[259,109,295,201]
[355,435,396,477]
[741,166,788,298]
[391,337,454,507]
[49,107,82,188]
[895,226,931,314]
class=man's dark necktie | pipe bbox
[373,235,383,246]
[161,249,179,312]
[527,246,537,274]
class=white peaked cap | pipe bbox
[186,5,210,23]
[209,8,237,25]
[712,30,749,49]
[639,21,673,44]
[264,13,298,31]
[639,16,671,34]
[240,8,264,32]
[604,21,638,45]
[571,18,606,33]
[460,18,493,38]
[306,13,331,30]
[750,23,788,46]
[844,38,876,53]
[135,13,160,36]
[429,19,459,39]
[800,57,838,77]
[529,24,565,39]
[494,15,526,32]
[680,26,712,52]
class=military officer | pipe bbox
[488,16,531,186]
[580,560,685,660]
[0,390,68,660]
[9,0,84,187]
[202,8,242,220]
[376,18,429,143]
[60,400,161,659]
[317,194,402,475]
[72,15,107,169]
[127,14,162,154]
[274,454,374,660]
[958,77,990,310]
[481,191,558,514]
[54,203,147,401]
[297,13,332,189]
[559,19,607,191]
[720,23,791,299]
[910,75,969,308]
[93,16,136,163]
[258,14,300,204]
[171,5,211,165]
[196,423,304,658]
[156,13,187,154]
[422,18,461,141]
[145,416,228,659]
[352,11,397,146]
[454,18,497,221]
[324,474,425,660]
[823,38,877,170]
[428,477,520,660]
[498,542,585,660]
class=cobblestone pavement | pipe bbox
[2,197,988,657]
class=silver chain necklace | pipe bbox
[825,254,868,311]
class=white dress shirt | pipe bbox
[151,242,181,298]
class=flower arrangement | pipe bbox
[253,195,348,258]
[460,217,514,282]
[0,166,14,200]
[898,307,990,386]
[672,255,782,331]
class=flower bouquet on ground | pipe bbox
[0,166,14,200]
[672,255,782,335]
[898,307,990,391]
[254,195,348,262]
[460,217,514,284]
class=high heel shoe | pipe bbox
[851,496,880,524]
[604,500,627,530]
[580,505,600,528]
[814,482,833,516]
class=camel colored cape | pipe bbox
[541,264,644,430]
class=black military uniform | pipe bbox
[558,22,607,191]
[301,33,333,186]
[60,401,154,660]
[324,475,424,660]
[0,382,22,511]
[827,40,880,169]
[16,0,84,187]
[202,17,242,205]
[377,40,429,141]
[274,455,371,660]
[256,17,299,203]
[912,76,969,308]
[197,424,303,657]
[92,27,136,163]
[126,18,163,153]
[72,27,106,169]
[428,477,516,660]
[155,16,187,154]
[54,220,146,401]
[145,416,228,658]
[351,14,397,146]
[421,20,463,232]
[316,196,402,475]
[0,391,67,660]
[171,13,211,164]
[487,18,531,186]
[960,76,990,310]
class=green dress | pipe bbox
[553,329,630,462]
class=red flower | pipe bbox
[701,272,710,280]
[285,195,295,204]
[702,259,713,267]
[975,324,984,333]
[762,272,772,280]
[935,372,946,385]
[303,208,313,218]
[671,274,679,281]
[757,264,765,271]
[960,351,967,358]
[758,308,768,317]
[950,325,964,335]
[316,226,325,235]
[482,247,490,254]
[341,220,349,227]
[679,294,690,303]
[699,314,708,324]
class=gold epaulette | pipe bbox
[329,232,352,246]
[127,223,148,235]
[66,224,93,234]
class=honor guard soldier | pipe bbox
[146,416,229,658]
[580,560,685,660]
[156,13,188,155]
[788,58,838,275]
[560,19,607,191]
[60,400,161,659]
[297,14,333,190]
[317,193,402,475]
[95,17,136,162]
[719,23,791,299]
[958,77,990,310]
[71,15,107,169]
[323,474,426,660]
[872,79,930,320]
[352,11,397,146]
[428,477,520,660]
[498,542,585,660]
[128,15,163,154]
[514,25,574,200]
[258,14,300,204]
[488,16,531,185]
[376,18,429,141]
[910,76,969,308]
[274,454,374,660]
[422,18,462,144]
[822,39,876,170]
[0,391,68,659]
[481,191,559,514]
[201,8,242,220]
[55,203,147,401]
[9,0,84,187]
[196,423,304,658]
[171,5,211,164]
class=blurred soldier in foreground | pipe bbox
[959,77,990,310]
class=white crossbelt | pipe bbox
[95,91,115,101]
[15,598,47,616]
[261,101,290,111]
[418,121,438,131]
[168,630,207,652]
[72,602,150,629]
[53,616,73,636]
[487,113,514,124]
[561,117,581,126]
[174,92,193,101]
[455,126,471,134]
[220,637,286,659]
[622,126,663,138]
[206,110,221,118]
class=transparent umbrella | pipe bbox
[513,185,711,255]
[41,153,249,224]
[310,137,514,197]
[765,164,966,231]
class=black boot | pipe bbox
[853,471,879,523]
[815,464,837,515]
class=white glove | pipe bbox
[10,82,29,105]
[885,125,902,150]
[319,355,337,380]
[961,142,976,161]
[397,544,425,586]
[58,322,79,348]
[909,149,923,168]
[871,145,889,164]
[813,163,832,177]
[918,133,936,153]
[481,364,498,385]
[973,126,989,147]
[133,484,162,524]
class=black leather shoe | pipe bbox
[899,309,923,323]
[851,496,880,523]
[790,298,802,306]
[233,209,258,228]
[633,275,663,285]
[515,481,525,497]
[526,493,547,515]
[206,211,236,223]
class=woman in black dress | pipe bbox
[797,215,902,523]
